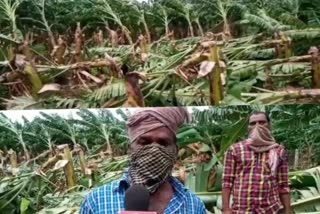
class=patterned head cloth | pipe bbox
[126,107,191,144]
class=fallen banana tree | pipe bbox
[1,144,320,214]
[242,89,320,104]
[2,28,320,108]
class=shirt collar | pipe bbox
[113,172,187,201]
[112,171,130,192]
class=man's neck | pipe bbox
[149,180,174,214]
[151,180,173,197]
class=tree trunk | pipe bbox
[101,125,113,156]
[241,89,320,102]
[8,149,18,176]
[63,145,77,190]
[19,135,30,161]
[123,72,145,107]
[142,15,151,44]
[106,137,112,156]
[74,22,83,63]
[309,47,320,88]
[188,20,194,37]
[209,46,224,105]
[122,26,133,45]
[75,145,87,176]
[40,0,56,49]
[195,19,204,37]
[307,144,313,168]
[294,148,299,170]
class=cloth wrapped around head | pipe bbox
[126,107,191,144]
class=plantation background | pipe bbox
[1,0,320,109]
[1,105,320,213]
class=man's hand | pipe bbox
[279,193,292,214]
[284,208,294,214]
[222,188,232,214]
[222,208,232,214]
[278,208,294,214]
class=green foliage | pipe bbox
[0,105,320,212]
[1,0,320,108]
[1,104,318,164]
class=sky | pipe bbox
[0,106,209,123]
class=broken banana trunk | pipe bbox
[309,47,320,88]
[209,46,224,105]
[123,72,146,107]
[74,144,93,188]
[51,36,67,64]
[61,145,77,191]
[8,149,18,176]
[24,63,43,98]
[74,22,83,63]
[0,150,5,176]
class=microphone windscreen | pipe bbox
[124,184,150,211]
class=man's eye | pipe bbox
[139,140,149,145]
[159,140,168,146]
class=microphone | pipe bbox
[118,184,157,214]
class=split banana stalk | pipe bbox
[61,144,77,190]
[309,47,320,88]
[8,149,19,176]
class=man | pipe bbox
[79,107,206,214]
[222,112,292,214]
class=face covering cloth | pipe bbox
[248,124,284,176]
[128,144,176,194]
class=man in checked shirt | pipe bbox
[222,112,292,214]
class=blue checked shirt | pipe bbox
[79,173,206,214]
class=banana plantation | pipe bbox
[1,0,320,109]
[0,105,320,213]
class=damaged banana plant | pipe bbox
[176,37,227,105]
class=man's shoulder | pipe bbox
[276,144,287,160]
[170,177,206,210]
[85,179,121,200]
[80,179,124,213]
[184,188,206,211]
[229,140,247,150]
[184,189,205,204]
[277,143,286,150]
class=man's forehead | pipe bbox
[249,114,267,122]
[139,126,173,138]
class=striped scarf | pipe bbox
[128,144,176,194]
